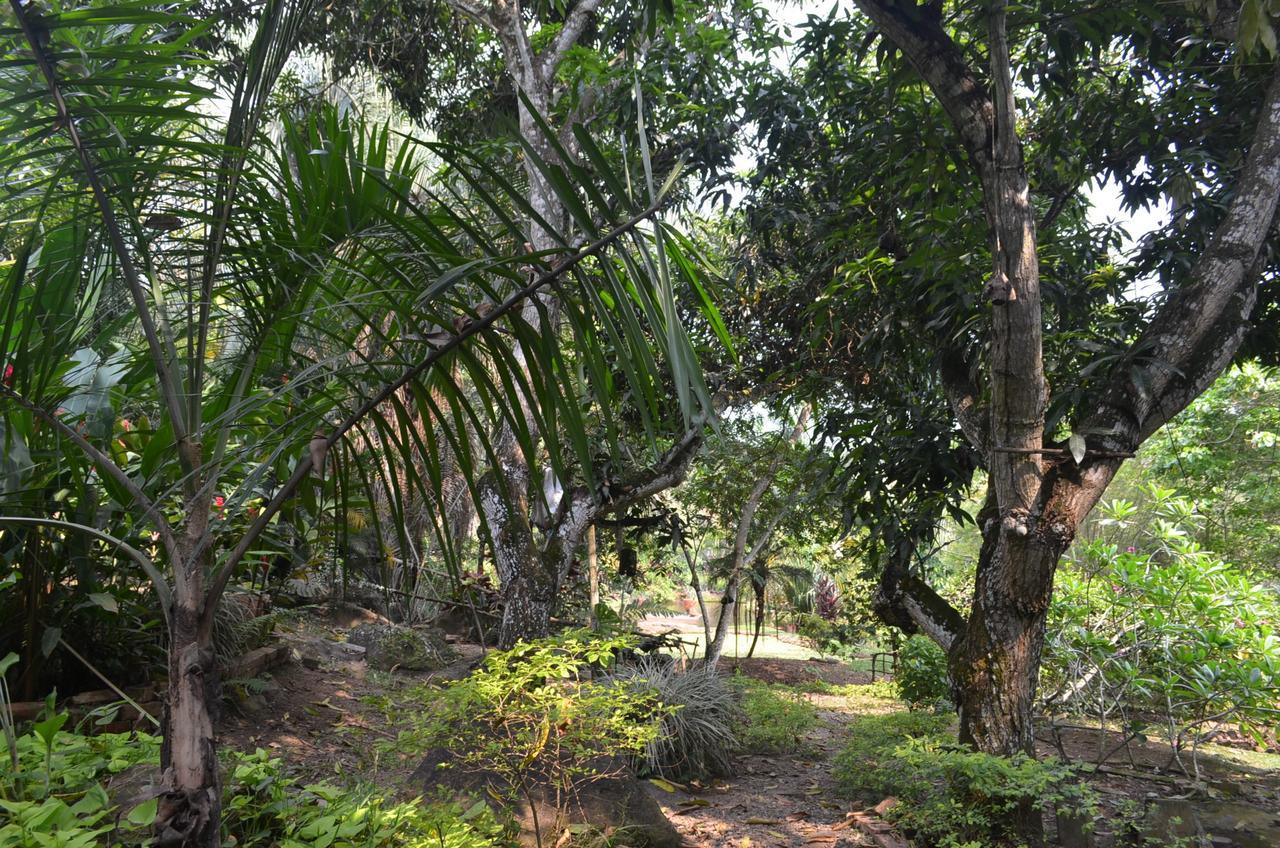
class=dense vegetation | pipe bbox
[4,1,1280,847]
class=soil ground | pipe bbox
[216,613,1280,848]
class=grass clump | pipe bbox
[613,659,739,780]
[728,675,819,754]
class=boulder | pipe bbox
[347,623,456,672]
[297,637,367,670]
[411,749,681,848]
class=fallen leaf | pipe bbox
[745,818,779,825]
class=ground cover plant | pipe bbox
[0,704,502,848]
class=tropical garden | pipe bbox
[2,1,1280,846]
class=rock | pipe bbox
[297,637,367,670]
[224,643,291,679]
[347,623,455,672]
[412,749,681,848]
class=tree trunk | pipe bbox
[746,578,766,659]
[679,540,713,652]
[158,601,221,847]
[586,524,600,629]
[705,569,740,667]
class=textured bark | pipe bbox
[853,3,1280,842]
[155,536,222,848]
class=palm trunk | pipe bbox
[159,598,221,847]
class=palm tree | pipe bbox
[0,1,717,843]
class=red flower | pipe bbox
[213,495,225,511]
[2,363,12,387]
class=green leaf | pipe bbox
[40,627,61,658]
[86,593,119,613]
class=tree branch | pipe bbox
[599,424,705,515]
[851,1,994,180]
[873,555,966,652]
[544,0,604,79]
[1087,60,1280,449]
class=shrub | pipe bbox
[392,631,667,811]
[1043,494,1280,769]
[222,749,503,848]
[832,711,952,794]
[728,675,819,754]
[612,659,739,780]
[895,635,952,713]
[835,712,1097,848]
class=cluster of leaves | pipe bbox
[1101,364,1280,576]
[726,675,818,754]
[0,710,502,848]
[834,711,1097,848]
[390,631,667,810]
[895,635,953,715]
[222,749,504,848]
[1043,492,1280,768]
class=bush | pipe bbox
[612,659,739,780]
[1043,494,1280,766]
[222,749,503,848]
[392,631,667,810]
[832,711,952,794]
[835,712,1097,848]
[728,675,819,754]
[896,635,952,713]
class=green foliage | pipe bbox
[896,635,953,714]
[0,716,503,848]
[222,749,504,848]
[833,711,952,790]
[1044,494,1280,763]
[728,675,818,754]
[391,632,667,808]
[611,659,738,781]
[1104,364,1280,576]
[835,712,1096,848]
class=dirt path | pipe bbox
[645,698,882,848]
